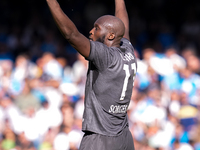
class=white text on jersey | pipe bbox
[109,105,128,113]
[120,52,135,62]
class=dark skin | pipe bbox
[89,15,125,47]
[46,0,129,58]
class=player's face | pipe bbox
[89,19,108,43]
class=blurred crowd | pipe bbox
[0,51,87,150]
[129,46,200,150]
[0,0,200,150]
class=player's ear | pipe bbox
[108,33,115,41]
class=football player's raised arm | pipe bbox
[115,0,130,41]
[46,0,90,58]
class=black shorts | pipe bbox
[79,127,135,150]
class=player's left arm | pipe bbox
[46,0,90,58]
[115,0,130,41]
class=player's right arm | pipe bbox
[46,0,90,58]
[115,0,130,41]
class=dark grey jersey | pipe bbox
[82,38,137,136]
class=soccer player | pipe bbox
[46,0,137,149]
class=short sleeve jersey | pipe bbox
[82,38,137,136]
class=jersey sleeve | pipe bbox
[87,41,113,71]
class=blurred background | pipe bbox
[0,0,200,150]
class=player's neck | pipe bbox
[104,40,120,48]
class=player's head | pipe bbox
[89,15,125,46]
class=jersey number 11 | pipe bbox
[120,63,136,101]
